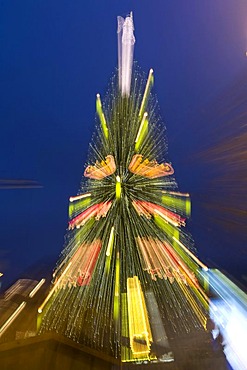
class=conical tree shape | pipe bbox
[39,14,209,363]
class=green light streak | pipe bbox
[162,194,191,217]
[138,69,154,120]
[96,94,109,139]
[135,113,148,152]
[114,253,120,320]
[69,197,91,218]
[154,214,198,273]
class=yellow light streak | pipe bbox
[69,197,91,218]
[105,227,115,274]
[177,281,207,328]
[190,282,209,312]
[38,262,72,313]
[0,272,3,277]
[29,278,46,298]
[139,69,154,119]
[0,301,26,337]
[161,193,191,217]
[106,227,115,257]
[127,276,152,358]
[115,175,121,199]
[121,293,130,361]
[114,253,120,320]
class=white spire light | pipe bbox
[117,12,135,97]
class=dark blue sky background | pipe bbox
[0,0,247,289]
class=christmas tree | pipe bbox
[39,13,209,363]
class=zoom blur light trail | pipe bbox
[39,13,209,363]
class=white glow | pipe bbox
[69,193,91,202]
[117,13,135,96]
[209,270,247,370]
[29,278,46,298]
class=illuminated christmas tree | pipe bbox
[39,13,209,363]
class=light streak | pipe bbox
[68,203,99,229]
[0,301,26,337]
[161,191,191,217]
[129,154,174,178]
[133,200,186,227]
[95,201,112,219]
[106,227,115,257]
[135,112,148,152]
[4,281,23,300]
[96,93,109,139]
[132,200,152,219]
[114,252,120,320]
[118,13,135,96]
[136,236,199,285]
[38,262,72,313]
[84,155,116,179]
[69,193,91,202]
[139,69,154,119]
[68,201,112,229]
[54,240,102,288]
[3,279,39,300]
[115,175,121,199]
[29,278,46,298]
[177,281,207,328]
[209,270,247,370]
[173,236,208,271]
[121,293,129,361]
[162,191,190,197]
[127,276,152,358]
[154,208,182,227]
[69,196,91,219]
[0,179,42,189]
[76,240,101,286]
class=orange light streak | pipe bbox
[84,155,116,179]
[133,200,185,226]
[55,240,102,287]
[128,154,174,178]
[132,200,152,219]
[136,236,199,285]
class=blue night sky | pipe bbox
[0,0,247,289]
